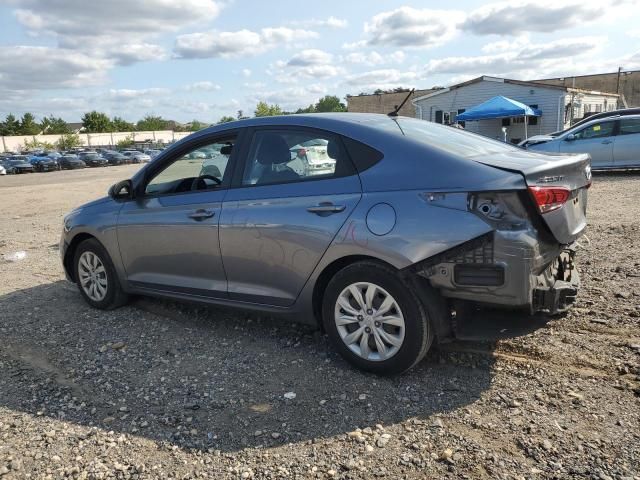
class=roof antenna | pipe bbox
[388,88,415,117]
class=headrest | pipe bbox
[256,133,291,165]
[327,139,340,159]
[220,144,233,155]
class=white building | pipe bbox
[412,76,620,144]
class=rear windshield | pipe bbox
[368,117,522,157]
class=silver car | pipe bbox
[60,114,590,374]
[522,114,640,170]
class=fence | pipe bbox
[0,130,194,152]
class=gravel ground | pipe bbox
[0,167,638,479]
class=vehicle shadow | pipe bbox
[0,280,544,453]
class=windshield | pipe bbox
[369,117,521,157]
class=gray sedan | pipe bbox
[522,114,640,170]
[60,113,590,374]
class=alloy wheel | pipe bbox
[334,282,405,361]
[78,251,108,302]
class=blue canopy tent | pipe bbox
[455,96,542,140]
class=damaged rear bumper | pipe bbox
[408,230,580,314]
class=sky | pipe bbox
[0,0,639,123]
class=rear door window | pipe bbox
[619,118,640,135]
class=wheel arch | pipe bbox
[63,232,98,282]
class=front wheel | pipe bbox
[73,238,128,310]
[322,261,438,375]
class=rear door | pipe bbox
[558,120,616,168]
[219,127,361,306]
[613,117,640,167]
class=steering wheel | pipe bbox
[190,174,222,191]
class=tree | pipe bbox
[23,138,56,150]
[56,133,82,150]
[19,113,41,135]
[117,135,134,148]
[41,116,71,134]
[254,101,283,117]
[189,120,208,131]
[137,115,168,131]
[295,104,316,114]
[314,95,346,113]
[236,110,249,120]
[217,116,235,124]
[111,116,135,132]
[82,111,112,133]
[0,114,21,136]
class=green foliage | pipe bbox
[41,116,71,134]
[137,115,169,131]
[82,111,112,133]
[217,116,235,124]
[189,120,209,131]
[0,114,21,136]
[56,133,82,150]
[111,116,135,132]
[314,95,346,113]
[19,113,41,135]
[117,135,134,148]
[295,104,316,114]
[23,138,56,150]
[254,101,283,117]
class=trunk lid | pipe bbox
[470,149,591,245]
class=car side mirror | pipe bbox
[565,134,576,141]
[109,179,134,200]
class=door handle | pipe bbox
[307,203,346,215]
[188,209,215,220]
[601,140,613,144]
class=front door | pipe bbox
[116,134,237,297]
[220,128,362,306]
[559,120,616,168]
[613,117,640,167]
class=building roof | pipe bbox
[411,75,619,104]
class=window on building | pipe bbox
[595,104,602,112]
[584,104,591,114]
[442,112,451,124]
[501,118,511,127]
[434,110,443,124]
[457,109,466,128]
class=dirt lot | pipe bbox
[0,167,639,479]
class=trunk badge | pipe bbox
[537,175,564,183]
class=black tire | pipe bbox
[73,238,128,310]
[322,261,439,375]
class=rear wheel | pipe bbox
[322,261,437,375]
[73,238,128,310]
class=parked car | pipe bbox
[144,149,162,159]
[60,113,590,374]
[79,152,109,167]
[0,164,6,175]
[289,138,337,176]
[4,156,35,174]
[59,155,86,170]
[29,154,60,172]
[522,114,640,170]
[103,152,128,166]
[122,150,151,163]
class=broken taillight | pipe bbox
[528,186,571,214]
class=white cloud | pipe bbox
[342,40,367,50]
[425,36,605,77]
[364,7,464,48]
[287,49,333,67]
[342,68,421,92]
[174,27,318,58]
[341,50,405,65]
[295,16,348,29]
[184,81,222,92]
[10,0,220,65]
[108,88,171,101]
[246,84,329,110]
[241,68,252,77]
[0,46,111,90]
[463,0,630,36]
